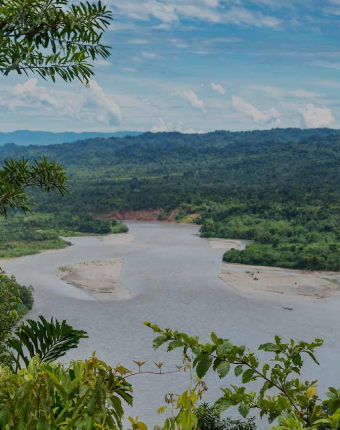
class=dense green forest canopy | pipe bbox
[1,127,340,269]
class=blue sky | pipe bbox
[3,0,340,133]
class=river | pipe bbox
[1,221,340,428]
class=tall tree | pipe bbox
[0,0,113,213]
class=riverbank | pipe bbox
[59,257,131,301]
[219,263,340,301]
[209,238,245,250]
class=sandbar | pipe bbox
[58,258,131,301]
[219,263,340,301]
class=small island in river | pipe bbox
[58,258,131,301]
[219,263,340,301]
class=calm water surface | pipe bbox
[2,221,340,428]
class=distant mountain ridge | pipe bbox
[0,130,142,146]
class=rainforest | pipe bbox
[1,127,340,270]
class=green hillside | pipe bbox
[1,128,340,269]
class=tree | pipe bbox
[0,0,113,83]
[0,156,67,215]
[0,0,113,213]
[146,322,340,429]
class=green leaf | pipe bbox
[196,355,212,378]
[234,365,243,377]
[152,335,168,350]
[8,315,88,368]
[242,369,255,383]
[37,417,50,430]
[167,340,181,352]
[217,341,233,357]
[258,342,280,352]
[211,332,218,344]
[217,361,230,378]
[239,404,250,418]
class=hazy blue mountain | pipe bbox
[0,130,142,146]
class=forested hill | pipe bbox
[0,130,141,146]
[2,127,340,270]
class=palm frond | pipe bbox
[8,315,88,369]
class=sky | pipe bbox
[3,0,340,133]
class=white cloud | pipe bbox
[177,90,207,116]
[204,37,242,44]
[225,6,281,28]
[128,39,149,44]
[298,104,334,128]
[210,83,226,95]
[250,85,284,98]
[92,60,112,68]
[88,80,122,124]
[321,80,340,88]
[123,67,137,72]
[142,51,157,59]
[231,96,280,124]
[2,78,122,126]
[113,1,178,23]
[112,1,282,29]
[151,117,204,133]
[250,85,321,99]
[289,89,320,99]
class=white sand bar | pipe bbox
[101,233,134,244]
[219,263,340,301]
[58,258,131,301]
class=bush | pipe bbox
[0,354,132,429]
[196,403,256,430]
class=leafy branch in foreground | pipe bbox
[0,0,113,83]
[8,315,88,370]
[0,353,133,429]
[145,322,340,429]
[0,156,67,215]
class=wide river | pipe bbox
[2,221,340,428]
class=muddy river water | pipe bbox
[1,221,340,428]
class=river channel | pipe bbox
[1,221,340,427]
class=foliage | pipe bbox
[196,403,256,430]
[0,0,113,83]
[0,353,133,429]
[0,212,127,258]
[0,269,33,355]
[8,315,88,370]
[0,156,67,215]
[146,322,340,429]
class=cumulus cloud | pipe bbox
[178,90,207,116]
[231,96,280,124]
[1,78,122,126]
[210,83,226,95]
[142,51,157,59]
[87,80,122,124]
[298,104,334,128]
[151,118,204,133]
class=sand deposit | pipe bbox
[58,258,131,300]
[219,263,340,301]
